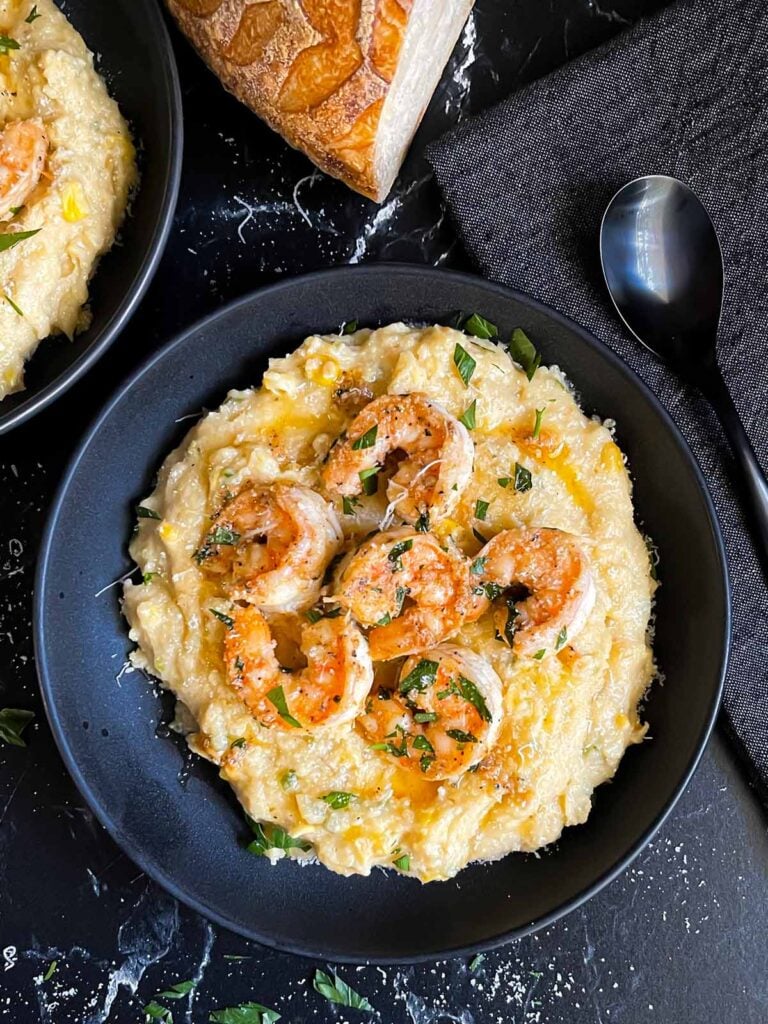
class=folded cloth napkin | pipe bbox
[427,0,768,800]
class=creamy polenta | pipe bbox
[123,322,657,883]
[0,0,137,399]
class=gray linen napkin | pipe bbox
[427,0,768,799]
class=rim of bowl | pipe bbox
[34,265,731,963]
[0,0,184,435]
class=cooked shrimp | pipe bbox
[475,527,596,657]
[196,481,342,612]
[322,393,473,525]
[358,645,503,781]
[0,119,48,220]
[224,604,373,730]
[336,527,478,661]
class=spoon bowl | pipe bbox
[600,175,724,370]
[600,174,768,569]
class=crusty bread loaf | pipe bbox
[165,0,475,201]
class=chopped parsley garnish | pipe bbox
[504,598,518,647]
[414,510,430,532]
[0,227,40,251]
[472,526,488,545]
[370,740,407,757]
[480,581,503,600]
[533,407,545,438]
[231,738,246,749]
[508,327,541,380]
[437,676,492,722]
[305,604,342,624]
[555,626,568,651]
[412,734,434,754]
[474,499,489,521]
[142,571,159,584]
[414,711,438,723]
[313,969,374,1012]
[0,35,20,54]
[446,728,478,744]
[157,980,196,1000]
[4,292,23,316]
[280,769,298,791]
[136,505,161,520]
[388,538,413,569]
[321,791,356,809]
[497,476,512,488]
[456,676,492,722]
[453,342,476,387]
[358,465,378,495]
[533,649,546,660]
[209,608,234,629]
[376,612,391,626]
[143,1001,172,1022]
[459,398,477,430]
[463,313,498,339]
[245,816,310,856]
[210,1002,281,1024]
[470,556,487,575]
[393,852,411,871]
[342,495,360,516]
[266,685,301,728]
[0,707,34,747]
[210,526,240,545]
[399,658,438,695]
[340,319,358,335]
[42,961,57,982]
[469,953,486,972]
[351,424,377,450]
[514,462,533,492]
[26,5,41,22]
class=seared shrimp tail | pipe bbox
[224,604,373,730]
[336,527,479,660]
[322,393,474,525]
[477,527,596,657]
[197,481,342,612]
[358,644,503,781]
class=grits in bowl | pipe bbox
[0,0,137,399]
[123,321,657,883]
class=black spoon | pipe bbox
[600,174,768,566]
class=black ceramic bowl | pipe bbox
[0,0,183,435]
[35,266,729,962]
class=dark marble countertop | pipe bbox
[2,1,767,1021]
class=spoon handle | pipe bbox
[703,365,768,568]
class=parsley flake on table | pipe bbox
[157,980,196,1000]
[0,707,34,747]
[313,969,374,1011]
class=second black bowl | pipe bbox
[0,0,183,434]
